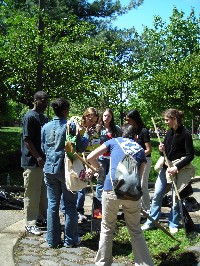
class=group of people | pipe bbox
[21,90,194,266]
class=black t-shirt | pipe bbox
[137,127,151,157]
[21,110,48,168]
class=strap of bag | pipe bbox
[115,138,142,156]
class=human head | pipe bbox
[81,107,99,128]
[99,108,115,126]
[121,124,137,139]
[51,98,70,118]
[162,108,184,129]
[33,91,49,113]
[125,109,144,130]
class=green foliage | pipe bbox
[129,7,200,122]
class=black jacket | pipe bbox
[162,124,194,170]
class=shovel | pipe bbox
[141,209,180,243]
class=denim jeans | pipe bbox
[76,188,86,214]
[146,167,180,228]
[44,171,78,247]
[96,157,110,203]
[95,191,154,266]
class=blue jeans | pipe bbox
[96,157,110,203]
[146,167,180,228]
[44,171,78,247]
[76,188,86,214]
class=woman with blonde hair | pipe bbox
[74,107,100,222]
[142,108,194,234]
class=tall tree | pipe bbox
[128,7,200,123]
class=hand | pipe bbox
[96,165,105,182]
[86,127,95,135]
[167,166,178,176]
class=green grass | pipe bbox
[82,220,200,265]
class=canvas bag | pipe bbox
[64,153,88,192]
[64,123,88,192]
[111,139,143,201]
[166,157,196,193]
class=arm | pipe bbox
[144,142,152,156]
[69,122,90,152]
[143,128,152,156]
[24,138,44,168]
[87,144,108,169]
[139,162,146,178]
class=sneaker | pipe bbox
[36,219,47,227]
[141,223,154,231]
[78,213,87,223]
[25,225,43,236]
[169,227,178,234]
[64,237,82,248]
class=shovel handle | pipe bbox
[73,152,96,172]
[141,209,180,243]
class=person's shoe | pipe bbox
[141,223,154,231]
[25,225,43,236]
[48,242,63,249]
[169,227,178,234]
[64,237,82,248]
[36,219,47,227]
[78,213,87,222]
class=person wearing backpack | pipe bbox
[87,124,154,266]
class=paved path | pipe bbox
[1,178,200,265]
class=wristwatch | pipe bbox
[36,156,42,162]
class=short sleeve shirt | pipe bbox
[103,137,146,191]
[21,110,48,168]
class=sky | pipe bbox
[112,0,200,32]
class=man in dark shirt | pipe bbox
[21,91,49,235]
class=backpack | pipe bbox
[112,139,143,201]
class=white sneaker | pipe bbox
[25,225,43,236]
[78,213,87,222]
[64,237,82,248]
[141,223,154,231]
[169,227,178,234]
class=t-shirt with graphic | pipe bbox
[103,137,146,191]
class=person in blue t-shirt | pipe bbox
[87,124,154,266]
